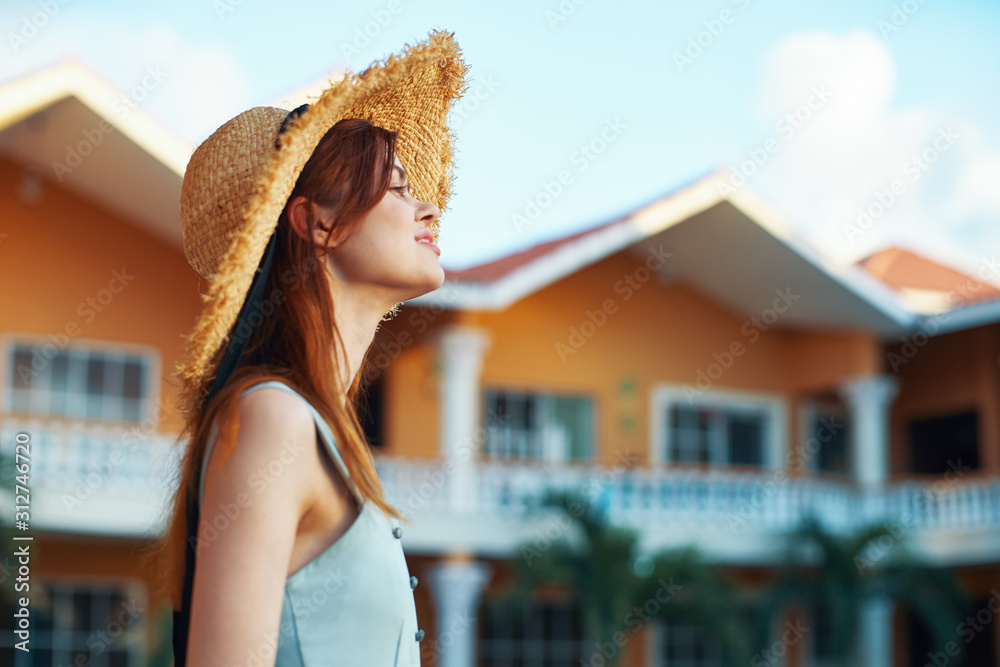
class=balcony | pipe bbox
[2,420,997,567]
[376,457,1000,565]
[0,417,181,536]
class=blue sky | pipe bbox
[3,0,999,277]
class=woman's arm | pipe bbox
[185,387,319,666]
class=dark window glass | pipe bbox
[814,411,850,475]
[7,343,151,422]
[484,390,593,462]
[908,410,979,474]
[359,373,385,449]
[728,412,763,465]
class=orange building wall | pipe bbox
[377,309,463,459]
[0,157,203,435]
[384,246,884,469]
[885,322,1000,476]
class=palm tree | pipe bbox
[495,488,752,667]
[755,515,970,666]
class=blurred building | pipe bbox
[1,63,998,667]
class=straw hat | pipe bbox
[173,29,470,424]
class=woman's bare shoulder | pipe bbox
[203,385,320,517]
[187,386,321,663]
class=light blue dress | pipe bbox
[197,380,423,666]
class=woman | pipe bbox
[150,30,469,666]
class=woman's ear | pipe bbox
[287,196,335,248]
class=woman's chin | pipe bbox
[399,269,446,301]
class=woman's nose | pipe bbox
[417,199,440,228]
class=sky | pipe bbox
[2,0,999,277]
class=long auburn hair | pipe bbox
[149,118,406,608]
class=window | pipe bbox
[808,604,837,665]
[652,386,785,468]
[906,600,997,667]
[0,579,147,666]
[484,389,593,461]
[668,405,765,466]
[6,341,154,422]
[802,401,851,476]
[359,373,385,450]
[907,410,980,475]
[652,619,725,667]
[479,599,590,666]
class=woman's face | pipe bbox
[321,154,444,305]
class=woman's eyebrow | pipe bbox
[393,165,408,182]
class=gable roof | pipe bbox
[0,60,192,247]
[413,170,999,340]
[858,246,1000,308]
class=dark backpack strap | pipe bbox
[172,213,279,664]
[172,486,200,666]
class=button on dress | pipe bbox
[197,380,423,666]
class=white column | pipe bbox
[837,374,900,486]
[427,558,492,667]
[858,596,893,667]
[838,374,899,667]
[437,325,491,511]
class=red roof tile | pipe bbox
[856,246,1000,306]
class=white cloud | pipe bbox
[0,12,249,144]
[954,153,1000,218]
[732,28,998,280]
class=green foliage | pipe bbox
[497,492,972,667]
[146,599,176,667]
[496,489,752,667]
[756,514,970,665]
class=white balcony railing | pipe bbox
[2,419,997,565]
[0,417,182,536]
[376,457,1000,563]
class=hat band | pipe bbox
[200,228,278,418]
[200,103,310,420]
[173,212,278,667]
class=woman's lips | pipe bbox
[417,238,441,256]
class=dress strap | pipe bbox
[197,380,366,509]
